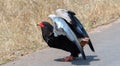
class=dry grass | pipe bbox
[0,0,120,64]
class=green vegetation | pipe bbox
[0,0,120,64]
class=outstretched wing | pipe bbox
[49,14,86,59]
[56,9,95,52]
[68,12,95,52]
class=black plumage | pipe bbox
[38,21,80,57]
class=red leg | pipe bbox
[63,55,75,62]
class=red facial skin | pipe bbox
[37,22,45,28]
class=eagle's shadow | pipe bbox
[54,55,100,65]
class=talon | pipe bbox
[63,56,75,62]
